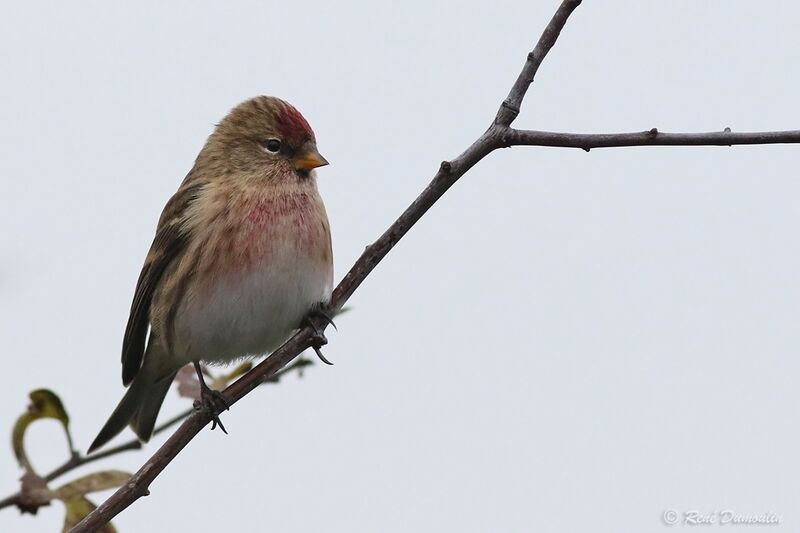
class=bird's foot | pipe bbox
[307,303,337,332]
[193,362,230,434]
[310,335,331,366]
[303,304,336,365]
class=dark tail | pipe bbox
[88,371,176,454]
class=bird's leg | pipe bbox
[303,303,336,365]
[192,361,230,434]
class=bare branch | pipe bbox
[495,0,582,126]
[0,494,20,513]
[501,127,800,150]
[69,0,799,530]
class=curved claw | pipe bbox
[302,305,336,365]
[193,397,229,434]
[211,417,228,434]
[313,345,334,366]
[315,309,337,331]
[305,307,337,332]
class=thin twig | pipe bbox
[0,494,19,513]
[47,409,190,482]
[501,127,800,150]
[495,0,583,126]
[0,359,311,513]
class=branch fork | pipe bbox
[67,0,800,530]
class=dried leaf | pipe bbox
[175,362,252,401]
[16,471,54,514]
[53,470,130,501]
[62,496,117,533]
[175,365,201,401]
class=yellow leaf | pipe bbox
[53,470,130,500]
[215,362,253,388]
[62,496,117,533]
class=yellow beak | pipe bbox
[293,149,329,171]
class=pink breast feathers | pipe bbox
[239,191,324,259]
[190,190,329,302]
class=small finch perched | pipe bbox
[88,96,333,453]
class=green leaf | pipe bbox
[29,389,70,426]
[12,389,73,471]
[12,413,35,471]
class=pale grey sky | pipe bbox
[1,1,799,532]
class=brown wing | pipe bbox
[121,182,204,385]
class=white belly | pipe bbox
[175,250,332,364]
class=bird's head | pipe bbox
[200,96,328,181]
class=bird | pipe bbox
[88,96,333,453]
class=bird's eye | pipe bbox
[261,139,282,153]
